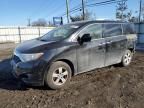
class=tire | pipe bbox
[45,61,72,90]
[121,50,133,67]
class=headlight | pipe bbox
[19,53,44,62]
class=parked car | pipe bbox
[11,21,137,89]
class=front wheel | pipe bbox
[45,61,72,90]
[121,50,133,67]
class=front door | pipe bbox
[76,23,105,73]
[76,42,91,73]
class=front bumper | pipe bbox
[11,60,47,86]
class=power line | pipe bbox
[87,0,118,7]
[87,0,119,8]
[60,0,121,17]
[64,4,81,15]
[30,0,122,23]
[63,0,119,16]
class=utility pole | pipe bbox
[139,0,142,23]
[139,0,142,35]
[27,18,31,26]
[82,0,85,20]
[66,0,70,23]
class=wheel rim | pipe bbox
[52,67,68,86]
[124,52,132,65]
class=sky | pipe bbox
[0,0,141,26]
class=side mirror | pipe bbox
[78,34,91,45]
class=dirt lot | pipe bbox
[0,49,144,108]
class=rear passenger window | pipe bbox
[103,24,122,37]
[123,24,136,34]
[79,24,102,40]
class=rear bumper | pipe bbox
[11,60,47,86]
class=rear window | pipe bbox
[103,24,122,38]
[123,24,136,34]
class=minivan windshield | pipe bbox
[39,24,80,41]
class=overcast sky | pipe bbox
[0,0,141,26]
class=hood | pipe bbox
[16,39,57,53]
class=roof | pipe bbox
[69,20,131,25]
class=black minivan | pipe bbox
[11,21,137,89]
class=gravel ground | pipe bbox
[0,49,144,108]
[0,43,17,51]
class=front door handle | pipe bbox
[106,41,112,44]
[99,43,105,46]
[98,43,105,50]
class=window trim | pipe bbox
[70,23,103,42]
[70,22,125,42]
[78,23,103,40]
[102,23,123,38]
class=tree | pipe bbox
[70,10,95,22]
[31,19,48,27]
[116,0,128,21]
[70,15,83,22]
[116,0,139,22]
[129,16,139,22]
[126,11,139,22]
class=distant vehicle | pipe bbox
[11,21,137,89]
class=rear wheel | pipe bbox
[121,50,133,67]
[45,61,72,90]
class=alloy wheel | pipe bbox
[123,52,132,65]
[52,67,68,86]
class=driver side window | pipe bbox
[79,24,102,40]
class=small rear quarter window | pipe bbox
[123,24,136,34]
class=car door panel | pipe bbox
[103,23,128,66]
[76,43,90,72]
[105,36,127,66]
[89,38,106,69]
[76,23,105,73]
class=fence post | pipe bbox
[18,27,21,43]
[38,27,41,37]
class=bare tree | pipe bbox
[31,19,48,27]
[70,15,82,22]
[116,0,128,21]
[116,0,138,22]
[70,10,95,22]
[126,11,139,22]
